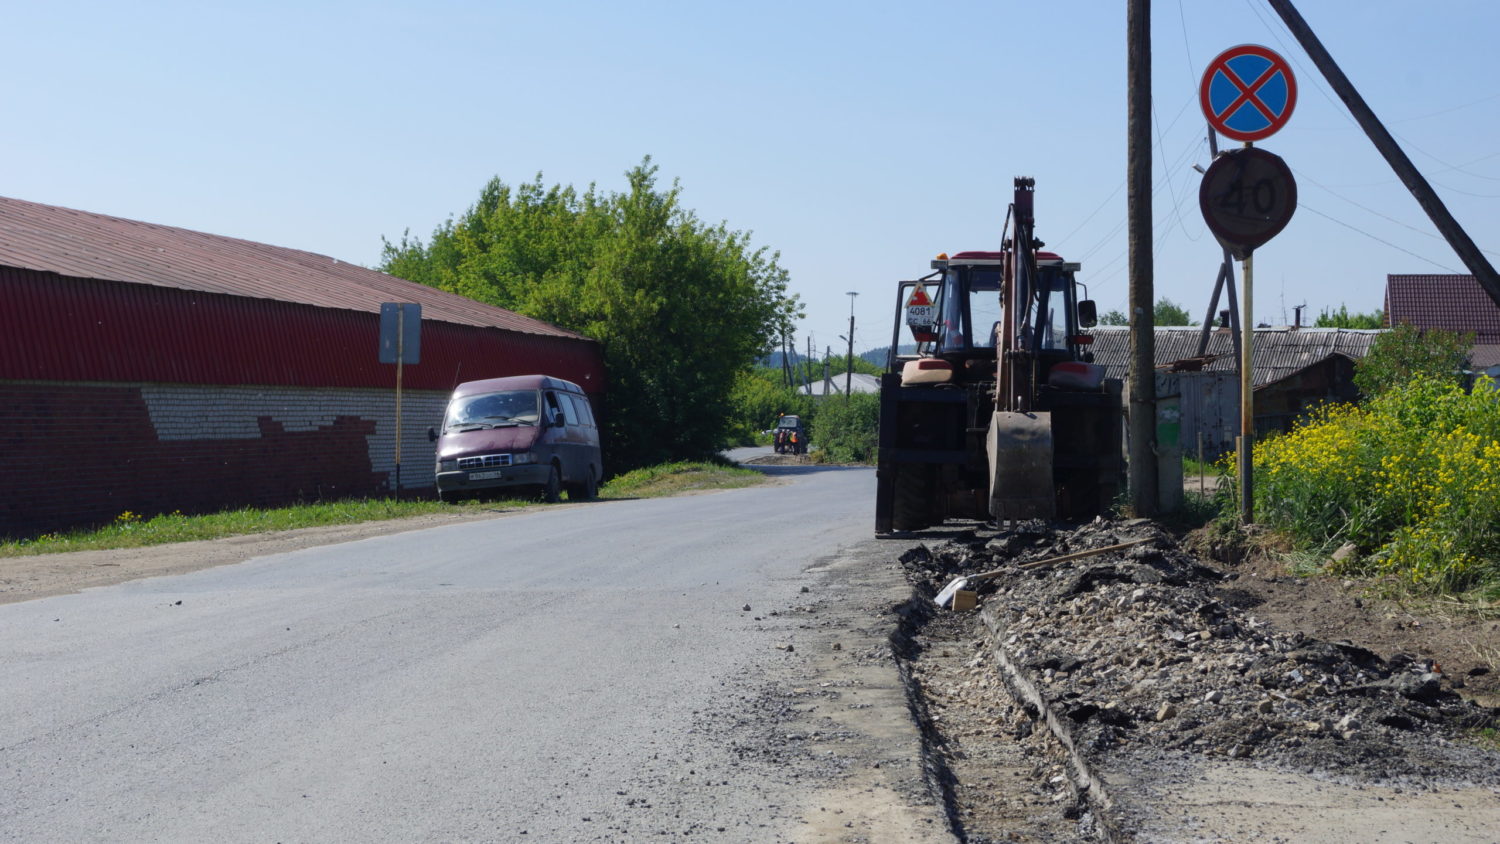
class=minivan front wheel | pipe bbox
[541,464,562,503]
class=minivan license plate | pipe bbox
[469,470,502,481]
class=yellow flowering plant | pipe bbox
[1230,376,1500,593]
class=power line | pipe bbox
[1075,117,1202,265]
[1289,163,1500,258]
[1241,0,1361,131]
[1153,103,1203,244]
[1297,201,1465,274]
[1391,128,1500,183]
[1391,91,1500,125]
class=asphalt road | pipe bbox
[1,465,880,842]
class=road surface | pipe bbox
[1,465,943,842]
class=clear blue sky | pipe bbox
[7,1,1499,354]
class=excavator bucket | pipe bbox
[987,411,1056,521]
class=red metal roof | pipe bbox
[0,195,586,340]
[1384,274,1500,343]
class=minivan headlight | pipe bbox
[510,453,536,464]
[438,459,458,472]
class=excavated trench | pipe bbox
[890,518,1500,842]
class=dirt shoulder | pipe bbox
[897,519,1500,842]
[1216,545,1500,706]
[0,507,527,606]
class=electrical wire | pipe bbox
[1314,150,1500,189]
[1059,97,1199,249]
[1390,128,1500,183]
[1154,102,1204,243]
[1391,91,1500,125]
[1289,163,1500,258]
[1176,0,1197,87]
[1074,122,1202,265]
[1296,201,1465,273]
[1241,0,1361,132]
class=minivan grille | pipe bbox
[458,454,512,469]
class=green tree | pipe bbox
[1353,322,1472,397]
[727,368,815,446]
[823,354,882,377]
[1314,304,1385,329]
[1154,298,1192,326]
[810,393,880,463]
[381,159,801,470]
[1098,301,1190,326]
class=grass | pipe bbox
[1471,727,1500,751]
[1181,455,1220,479]
[599,460,765,499]
[1,460,768,557]
[0,499,503,558]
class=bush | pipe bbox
[1235,377,1500,593]
[726,369,815,446]
[810,393,879,463]
[1354,322,1470,397]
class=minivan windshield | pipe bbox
[445,390,540,430]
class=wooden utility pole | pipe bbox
[1127,0,1158,516]
[845,291,859,402]
[1266,0,1500,308]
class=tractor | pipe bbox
[874,178,1124,533]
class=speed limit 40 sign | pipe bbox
[1198,146,1297,259]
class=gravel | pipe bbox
[899,518,1500,785]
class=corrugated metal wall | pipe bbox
[0,267,606,395]
[0,266,608,536]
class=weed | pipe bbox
[600,461,764,499]
[1220,377,1500,595]
[1470,727,1500,751]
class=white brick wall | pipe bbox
[139,382,450,488]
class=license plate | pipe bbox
[906,304,935,325]
[469,470,503,481]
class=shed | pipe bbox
[0,196,604,537]
[1090,326,1380,454]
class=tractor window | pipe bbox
[1035,274,1072,352]
[970,272,1002,348]
[939,267,1002,352]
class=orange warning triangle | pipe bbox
[905,283,932,308]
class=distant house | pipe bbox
[801,372,880,397]
[1384,274,1500,370]
[1090,326,1382,454]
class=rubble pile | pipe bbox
[900,519,1500,783]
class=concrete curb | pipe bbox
[981,605,1129,843]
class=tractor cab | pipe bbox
[888,250,1098,387]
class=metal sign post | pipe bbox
[1198,44,1297,525]
[1239,250,1254,524]
[379,303,422,500]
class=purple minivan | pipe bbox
[429,374,602,502]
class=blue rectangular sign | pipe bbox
[378,303,421,364]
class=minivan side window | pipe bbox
[564,393,593,428]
